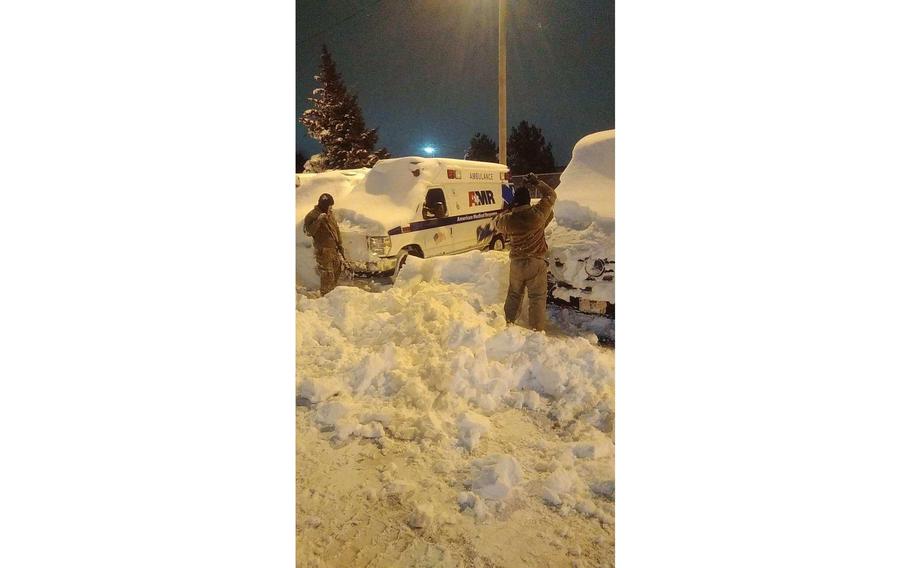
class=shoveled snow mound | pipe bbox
[295,169,372,244]
[546,130,615,303]
[297,250,613,425]
[296,250,614,517]
[553,130,614,223]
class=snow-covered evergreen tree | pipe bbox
[300,45,390,169]
[303,154,328,173]
[464,132,499,163]
[296,151,308,173]
[507,120,556,175]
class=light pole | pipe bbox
[498,0,507,166]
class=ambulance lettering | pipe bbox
[468,190,496,207]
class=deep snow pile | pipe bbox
[295,168,373,243]
[553,130,614,220]
[295,160,416,236]
[297,250,614,522]
[546,130,615,303]
[295,169,367,290]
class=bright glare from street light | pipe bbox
[423,146,436,155]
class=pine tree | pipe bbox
[464,132,499,163]
[300,45,390,169]
[507,120,556,175]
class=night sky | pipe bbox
[297,0,614,167]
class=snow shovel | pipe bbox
[338,250,355,280]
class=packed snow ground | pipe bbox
[297,251,614,567]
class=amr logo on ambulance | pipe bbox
[468,190,496,207]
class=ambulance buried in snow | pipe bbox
[295,157,514,276]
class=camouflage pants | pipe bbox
[315,248,343,296]
[504,257,548,331]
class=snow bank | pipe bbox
[297,252,614,513]
[553,130,614,222]
[295,169,372,245]
[297,251,614,423]
[295,170,368,288]
[297,252,614,413]
[546,130,615,303]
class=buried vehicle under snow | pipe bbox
[296,157,513,279]
[545,130,615,318]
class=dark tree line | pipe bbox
[465,121,556,175]
[464,133,499,163]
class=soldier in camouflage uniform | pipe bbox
[303,193,346,296]
[494,173,557,331]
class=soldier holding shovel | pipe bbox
[303,193,350,295]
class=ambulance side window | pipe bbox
[423,187,447,219]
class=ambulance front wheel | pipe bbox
[489,235,506,251]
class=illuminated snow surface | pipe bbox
[547,130,615,304]
[296,251,614,567]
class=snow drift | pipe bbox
[546,130,615,304]
[554,130,614,222]
[296,250,614,518]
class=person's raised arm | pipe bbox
[544,209,554,228]
[495,210,512,235]
[529,173,556,217]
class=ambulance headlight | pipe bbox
[368,236,392,255]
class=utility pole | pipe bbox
[498,0,507,165]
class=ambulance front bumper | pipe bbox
[348,256,398,276]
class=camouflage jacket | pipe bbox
[303,207,343,254]
[494,180,556,260]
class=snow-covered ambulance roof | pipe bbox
[370,156,508,185]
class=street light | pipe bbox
[498,0,507,165]
[422,146,437,155]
